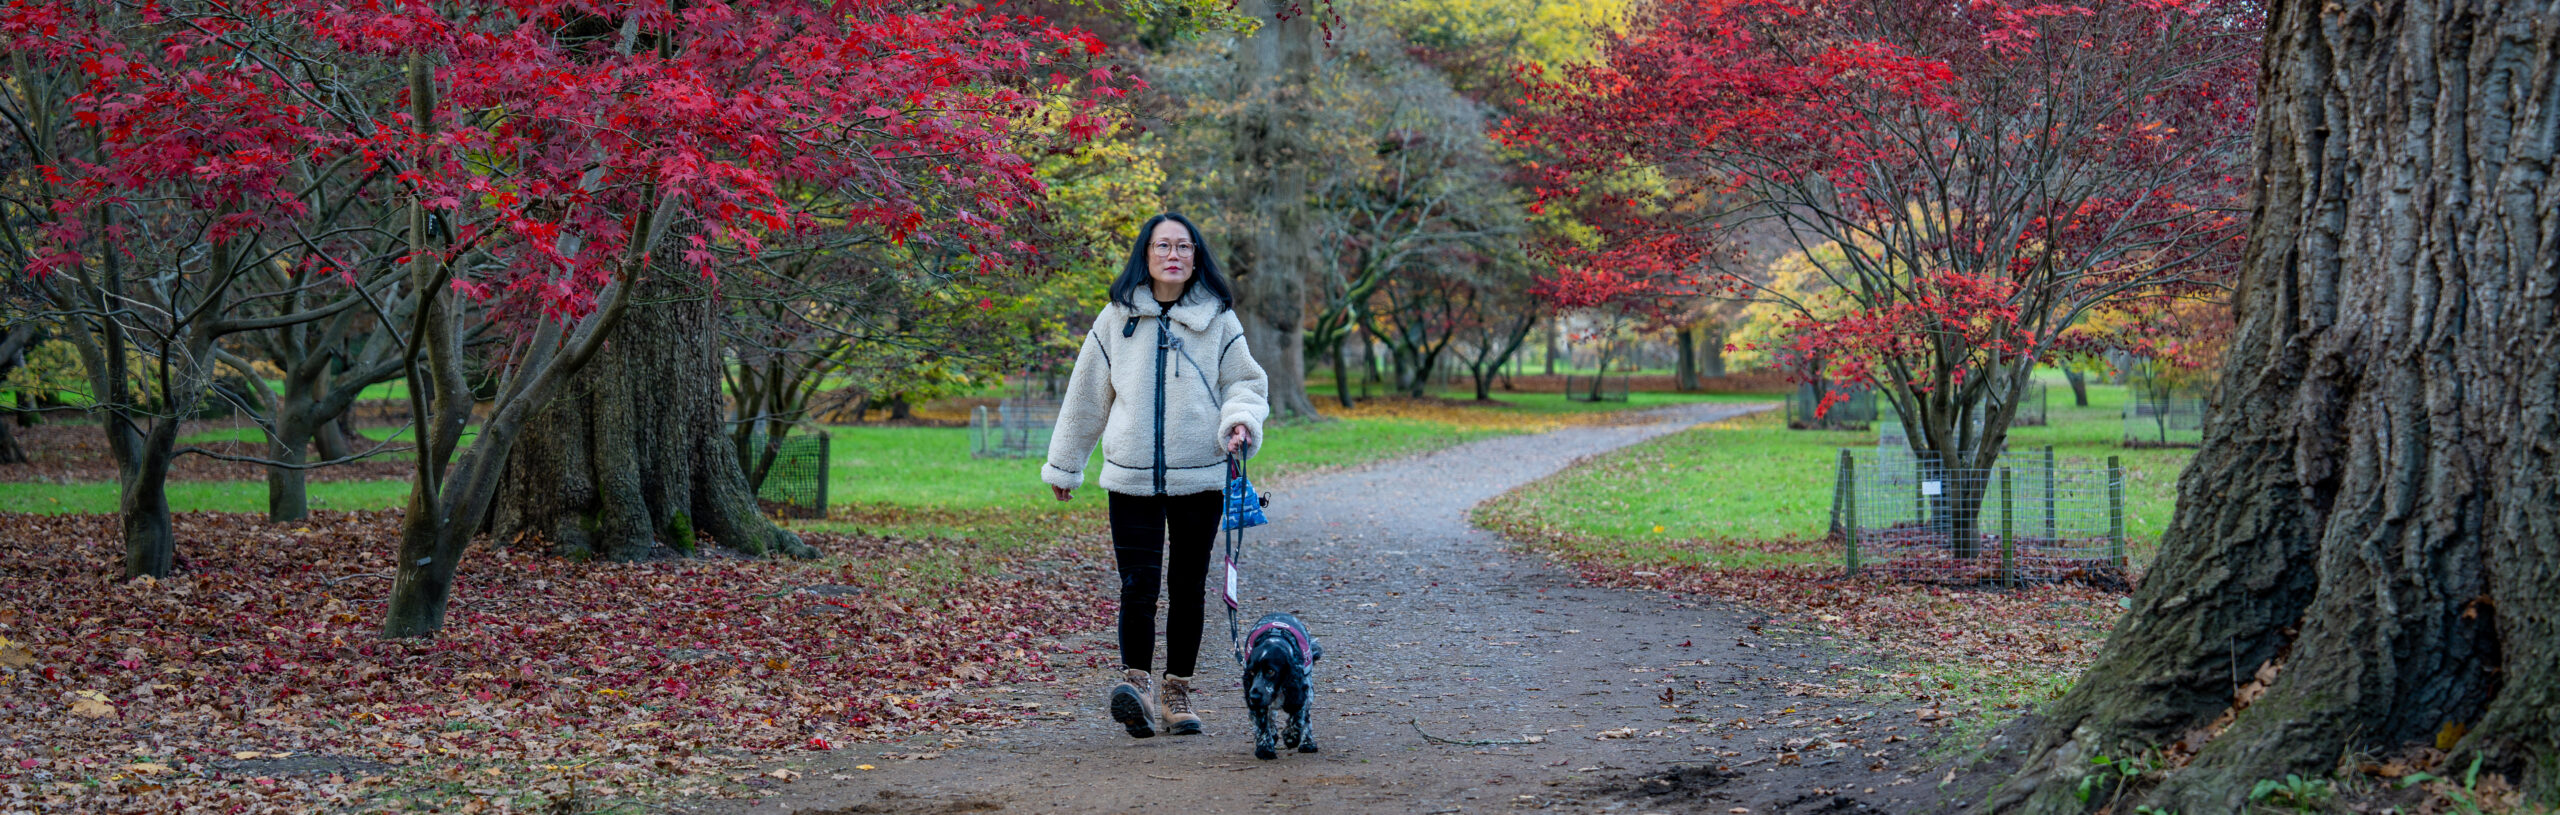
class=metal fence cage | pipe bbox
[740,427,830,520]
[972,393,1060,459]
[1829,446,2129,587]
[1787,383,1876,430]
[1564,373,1630,402]
[2123,389,2207,447]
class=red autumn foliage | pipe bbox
[1502,0,2259,466]
[7,0,1123,307]
[0,511,1113,812]
[3,1,1136,590]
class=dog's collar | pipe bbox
[1248,620,1315,668]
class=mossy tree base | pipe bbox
[490,273,812,562]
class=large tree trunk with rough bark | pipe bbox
[491,273,812,561]
[1991,1,2560,809]
[1230,0,1323,421]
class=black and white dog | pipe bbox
[1241,611,1323,760]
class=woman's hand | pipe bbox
[1052,486,1073,502]
[1225,425,1250,455]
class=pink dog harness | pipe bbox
[1247,620,1316,668]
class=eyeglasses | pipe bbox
[1150,241,1196,258]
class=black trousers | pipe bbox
[1108,489,1223,677]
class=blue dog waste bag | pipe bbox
[1223,459,1268,531]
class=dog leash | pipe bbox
[1221,451,1268,666]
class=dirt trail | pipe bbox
[689,402,1933,815]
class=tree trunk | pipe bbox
[315,415,355,461]
[1332,334,1354,408]
[491,273,812,562]
[0,324,34,464]
[266,422,312,522]
[1231,0,1323,421]
[1674,323,1700,391]
[1993,2,2560,809]
[2063,368,2090,406]
[0,413,19,465]
[1542,317,1558,375]
[1699,322,1727,379]
[115,418,178,578]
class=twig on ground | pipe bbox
[1409,718,1547,746]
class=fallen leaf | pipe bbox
[0,636,32,669]
[122,762,172,776]
[2436,721,2467,751]
[68,689,115,718]
[856,764,877,771]
[1595,728,1636,739]
[766,768,800,782]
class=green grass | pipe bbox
[3,387,1775,533]
[174,423,473,447]
[1477,381,2195,570]
[0,479,410,514]
[817,412,1525,511]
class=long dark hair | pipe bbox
[1108,213,1234,312]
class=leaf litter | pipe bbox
[0,509,1113,812]
[1494,520,2129,735]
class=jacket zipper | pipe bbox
[1153,313,1169,495]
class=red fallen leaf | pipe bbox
[0,509,1114,812]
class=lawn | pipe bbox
[1472,378,2201,747]
[0,478,415,515]
[1476,380,2196,571]
[6,390,1732,522]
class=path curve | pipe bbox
[695,401,1925,815]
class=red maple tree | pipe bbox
[1503,0,2259,552]
[5,0,1128,636]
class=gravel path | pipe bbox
[692,401,1932,815]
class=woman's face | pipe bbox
[1147,220,1195,293]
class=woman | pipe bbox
[1043,213,1270,738]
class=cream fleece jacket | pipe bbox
[1041,288,1271,497]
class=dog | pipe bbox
[1241,611,1322,760]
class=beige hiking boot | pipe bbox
[1159,674,1203,735]
[1109,669,1159,738]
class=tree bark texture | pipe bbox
[1231,0,1323,420]
[2063,368,2090,406]
[491,274,811,561]
[0,323,36,464]
[1996,1,2560,809]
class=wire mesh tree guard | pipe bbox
[2122,388,2207,447]
[738,425,830,520]
[971,376,1062,459]
[1564,372,1629,402]
[1786,382,1876,429]
[1827,446,2128,587]
[2008,382,2050,427]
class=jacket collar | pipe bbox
[1121,286,1222,332]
